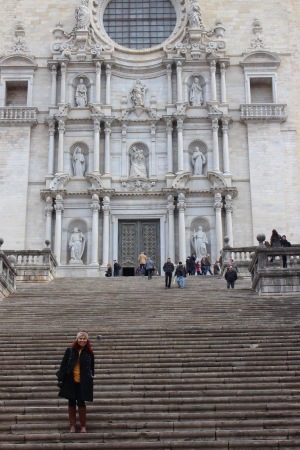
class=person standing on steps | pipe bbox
[113,260,121,276]
[280,234,291,268]
[145,256,155,280]
[225,265,238,289]
[138,251,147,275]
[56,331,94,433]
[163,257,175,289]
[175,261,186,288]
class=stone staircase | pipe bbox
[0,275,300,449]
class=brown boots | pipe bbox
[78,406,87,433]
[68,406,76,433]
[68,405,87,432]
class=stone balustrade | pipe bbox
[240,103,287,122]
[0,242,17,300]
[4,247,57,282]
[0,106,38,124]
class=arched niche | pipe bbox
[128,142,149,179]
[188,140,208,176]
[69,141,89,177]
[70,74,92,107]
[67,219,88,265]
[190,217,211,261]
[185,74,206,106]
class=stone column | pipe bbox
[210,60,217,102]
[47,118,55,176]
[166,118,173,174]
[60,62,67,104]
[102,196,111,266]
[177,193,186,263]
[167,195,175,263]
[222,118,230,174]
[211,118,220,172]
[167,64,173,104]
[45,197,53,243]
[93,117,100,173]
[214,192,223,256]
[176,61,183,103]
[105,64,111,105]
[121,123,127,177]
[51,64,57,106]
[104,120,111,175]
[54,194,64,264]
[95,61,101,103]
[57,119,65,173]
[225,194,233,246]
[220,63,227,104]
[150,123,156,177]
[91,194,100,265]
[177,117,184,172]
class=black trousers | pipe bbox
[165,272,172,287]
[68,383,85,408]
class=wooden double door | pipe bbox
[118,220,160,275]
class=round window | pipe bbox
[103,0,177,50]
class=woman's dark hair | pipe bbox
[271,229,279,237]
[72,339,94,354]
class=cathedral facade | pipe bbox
[0,0,299,276]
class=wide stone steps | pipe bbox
[1,276,300,448]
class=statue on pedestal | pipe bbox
[192,226,208,260]
[187,0,202,29]
[75,0,90,31]
[189,77,204,106]
[129,146,147,179]
[130,80,146,107]
[72,146,86,176]
[191,147,206,175]
[69,227,85,263]
[75,78,87,107]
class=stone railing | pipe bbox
[248,235,300,295]
[240,104,287,122]
[4,243,57,282]
[221,238,256,277]
[0,106,38,124]
[0,240,17,300]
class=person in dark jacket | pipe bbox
[113,260,121,276]
[175,262,186,288]
[270,229,282,262]
[280,234,291,268]
[163,258,175,288]
[105,263,112,277]
[225,265,238,289]
[56,331,94,433]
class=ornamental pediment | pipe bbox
[240,51,280,68]
[0,55,37,69]
[119,107,160,123]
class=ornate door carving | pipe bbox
[119,220,160,274]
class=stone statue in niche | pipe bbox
[69,227,86,263]
[72,146,86,176]
[129,146,147,179]
[131,80,146,107]
[189,77,204,106]
[75,78,87,107]
[187,0,202,29]
[192,226,208,260]
[75,0,90,31]
[191,147,206,175]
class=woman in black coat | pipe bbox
[56,331,94,433]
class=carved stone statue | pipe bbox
[75,78,87,107]
[187,0,202,29]
[131,80,146,107]
[75,0,90,31]
[129,146,147,179]
[192,226,208,260]
[72,146,86,176]
[69,227,86,262]
[192,147,206,175]
[189,77,204,106]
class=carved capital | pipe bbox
[91,194,100,212]
[177,192,186,211]
[106,64,112,76]
[45,197,53,215]
[104,121,112,134]
[54,194,64,212]
[58,118,66,133]
[46,118,56,134]
[211,117,219,131]
[210,60,216,73]
[102,195,111,214]
[93,117,100,131]
[214,192,223,210]
[177,118,184,130]
[225,194,233,213]
[167,195,175,214]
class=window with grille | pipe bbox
[103,0,177,50]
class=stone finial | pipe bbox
[256,234,266,246]
[223,236,230,248]
[7,255,16,266]
[45,240,51,248]
[214,19,225,38]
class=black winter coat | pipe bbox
[57,347,94,402]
